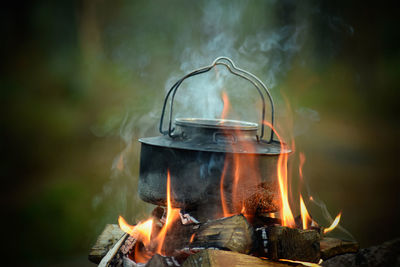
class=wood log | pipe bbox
[145,254,181,267]
[255,225,321,263]
[89,224,125,264]
[189,214,255,254]
[160,214,255,255]
[321,238,400,267]
[98,233,128,267]
[319,237,359,260]
[182,249,306,267]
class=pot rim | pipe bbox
[175,118,258,131]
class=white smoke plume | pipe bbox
[166,0,307,123]
[93,0,354,224]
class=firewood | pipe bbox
[145,254,181,267]
[160,214,255,255]
[89,224,125,264]
[319,237,359,260]
[190,214,255,254]
[182,249,304,267]
[321,238,400,267]
[256,225,321,263]
[99,233,129,267]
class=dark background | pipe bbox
[1,0,399,266]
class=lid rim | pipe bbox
[175,118,259,131]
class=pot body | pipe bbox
[138,118,289,209]
[138,141,280,209]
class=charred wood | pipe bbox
[145,254,181,267]
[182,249,304,267]
[189,214,255,254]
[294,215,321,233]
[319,237,359,260]
[160,214,255,255]
[255,225,321,263]
[321,238,400,267]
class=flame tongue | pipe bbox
[218,91,263,219]
[118,216,153,247]
[300,195,312,230]
[118,169,180,261]
[263,121,296,227]
[324,212,342,234]
[220,91,230,120]
[155,170,180,254]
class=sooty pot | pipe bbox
[138,57,290,209]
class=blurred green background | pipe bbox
[1,0,399,266]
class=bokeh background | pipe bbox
[2,0,399,266]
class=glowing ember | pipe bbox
[324,212,342,234]
[189,233,195,243]
[300,195,312,230]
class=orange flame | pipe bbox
[300,195,312,230]
[232,154,242,212]
[263,121,296,227]
[220,161,232,217]
[324,212,342,234]
[134,242,152,263]
[118,216,153,247]
[217,77,261,220]
[221,91,230,119]
[299,152,306,180]
[155,170,180,254]
[219,91,232,218]
[118,216,154,263]
[118,170,180,262]
[189,233,195,243]
[218,91,260,219]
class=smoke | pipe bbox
[93,0,311,221]
[92,0,354,225]
[293,107,321,137]
[167,0,308,122]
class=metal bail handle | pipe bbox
[159,56,275,143]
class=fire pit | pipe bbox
[89,57,356,267]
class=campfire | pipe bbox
[89,57,358,267]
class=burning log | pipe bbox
[89,224,125,264]
[189,214,255,254]
[182,249,307,267]
[94,214,255,266]
[319,237,359,260]
[255,225,321,263]
[160,214,254,255]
